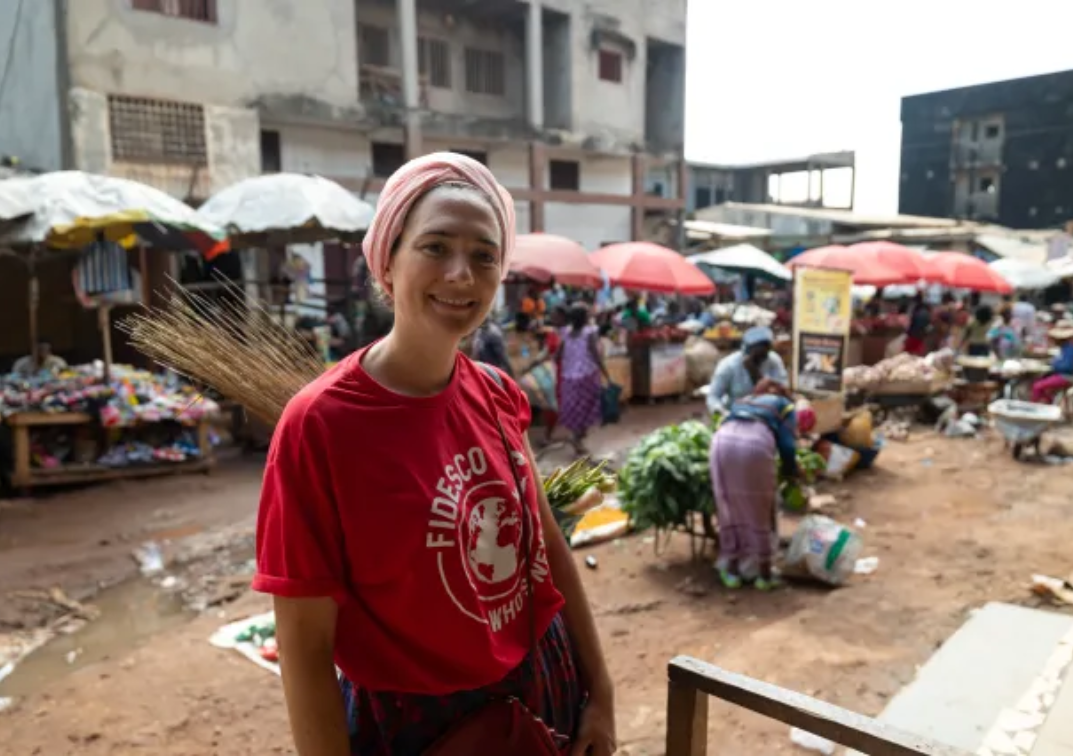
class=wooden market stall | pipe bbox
[7,410,214,491]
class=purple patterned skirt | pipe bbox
[339,614,584,755]
[558,372,602,435]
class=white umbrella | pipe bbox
[688,243,791,282]
[989,257,1061,290]
[196,173,374,244]
[0,171,226,250]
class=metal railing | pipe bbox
[665,657,971,756]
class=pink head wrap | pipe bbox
[361,152,516,293]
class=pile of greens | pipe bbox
[544,459,616,540]
[618,420,714,533]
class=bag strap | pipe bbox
[476,362,543,711]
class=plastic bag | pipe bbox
[600,383,623,425]
[822,443,860,480]
[783,515,862,586]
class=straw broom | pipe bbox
[121,279,615,527]
[120,278,322,425]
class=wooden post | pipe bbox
[27,250,39,365]
[666,677,708,756]
[12,423,31,489]
[98,304,113,382]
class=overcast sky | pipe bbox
[684,0,1073,214]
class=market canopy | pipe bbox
[846,241,931,282]
[590,242,715,295]
[687,244,791,282]
[787,245,909,287]
[195,173,374,246]
[0,171,228,258]
[924,252,1013,294]
[510,233,602,288]
[989,257,1062,290]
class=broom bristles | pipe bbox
[119,277,324,425]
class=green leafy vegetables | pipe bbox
[544,458,616,540]
[618,421,715,532]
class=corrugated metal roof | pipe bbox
[699,202,960,229]
[684,219,772,238]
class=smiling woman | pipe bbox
[252,153,616,755]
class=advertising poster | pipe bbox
[792,267,853,394]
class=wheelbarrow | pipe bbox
[988,399,1064,460]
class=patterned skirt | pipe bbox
[558,372,602,435]
[339,614,584,755]
[710,420,778,578]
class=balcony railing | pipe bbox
[359,64,430,109]
[666,657,971,756]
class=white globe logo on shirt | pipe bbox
[466,496,521,585]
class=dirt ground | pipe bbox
[2,402,1073,756]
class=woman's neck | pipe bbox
[365,329,459,396]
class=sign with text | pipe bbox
[792,267,853,394]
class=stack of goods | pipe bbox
[0,364,218,426]
[843,353,945,394]
[627,324,690,346]
[0,366,114,417]
[851,312,908,336]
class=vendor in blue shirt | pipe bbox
[706,326,789,416]
[1031,326,1073,404]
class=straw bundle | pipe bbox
[120,280,323,425]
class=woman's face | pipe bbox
[385,186,502,341]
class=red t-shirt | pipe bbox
[252,348,565,695]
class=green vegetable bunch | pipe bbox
[618,420,714,533]
[544,458,616,540]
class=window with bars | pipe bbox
[359,24,391,67]
[464,48,505,96]
[598,49,623,83]
[108,95,207,165]
[419,37,451,89]
[371,142,406,178]
[549,160,580,191]
[131,0,217,23]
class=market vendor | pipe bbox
[1030,326,1073,404]
[710,391,812,591]
[12,342,67,377]
[960,305,995,357]
[618,295,652,332]
[706,325,789,415]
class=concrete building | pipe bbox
[900,69,1073,229]
[686,152,856,214]
[0,0,687,253]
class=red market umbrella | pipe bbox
[923,252,1014,294]
[511,233,602,288]
[589,242,716,295]
[787,245,911,287]
[848,241,930,281]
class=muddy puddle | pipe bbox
[0,578,194,700]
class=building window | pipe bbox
[108,94,207,165]
[260,130,281,173]
[419,37,451,88]
[131,0,217,23]
[464,48,505,96]
[598,49,623,83]
[984,123,1001,139]
[549,160,580,191]
[371,142,405,178]
[979,177,996,193]
[694,186,712,209]
[450,149,487,165]
[359,24,390,67]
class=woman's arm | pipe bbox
[274,596,350,756]
[523,437,616,754]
